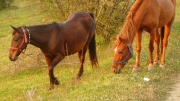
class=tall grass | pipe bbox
[0,0,180,101]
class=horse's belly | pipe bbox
[70,42,86,54]
[66,35,89,55]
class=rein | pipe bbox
[113,45,133,65]
[10,27,30,54]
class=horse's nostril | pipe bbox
[114,69,117,73]
[113,68,121,74]
[114,68,122,74]
[118,68,122,73]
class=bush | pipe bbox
[40,0,134,44]
[0,0,14,10]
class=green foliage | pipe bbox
[173,0,180,34]
[0,0,14,10]
[0,0,180,101]
[40,0,134,44]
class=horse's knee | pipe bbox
[148,44,154,52]
[163,42,168,47]
[155,34,160,44]
[136,46,141,53]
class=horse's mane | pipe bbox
[118,0,143,43]
[23,22,64,34]
[28,22,60,28]
[129,0,143,13]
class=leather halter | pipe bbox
[113,45,133,65]
[10,27,30,54]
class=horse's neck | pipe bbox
[120,10,146,45]
[120,17,136,45]
[28,26,50,48]
[120,0,148,45]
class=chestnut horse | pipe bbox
[9,12,98,89]
[112,0,176,73]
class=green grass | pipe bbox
[0,0,180,101]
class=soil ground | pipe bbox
[166,76,180,101]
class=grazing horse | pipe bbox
[9,12,98,89]
[112,0,176,74]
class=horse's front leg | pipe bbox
[45,54,64,90]
[148,29,156,71]
[48,65,59,90]
[133,29,142,72]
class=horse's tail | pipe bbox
[89,34,99,67]
[160,26,165,54]
[87,12,98,67]
[160,26,165,40]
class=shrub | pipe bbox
[0,0,14,10]
[40,0,134,44]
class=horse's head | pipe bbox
[111,36,133,74]
[9,26,28,61]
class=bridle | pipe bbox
[10,27,30,54]
[113,45,133,65]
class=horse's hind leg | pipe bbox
[77,47,88,79]
[160,25,172,69]
[154,29,160,65]
[148,28,156,71]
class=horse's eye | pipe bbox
[13,38,18,41]
[13,35,18,41]
[119,51,123,54]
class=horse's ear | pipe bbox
[118,36,123,42]
[10,25,18,32]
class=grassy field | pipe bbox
[0,0,180,101]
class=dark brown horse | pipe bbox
[112,0,176,73]
[9,12,98,89]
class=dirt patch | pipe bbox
[166,76,180,101]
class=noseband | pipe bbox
[113,45,133,65]
[10,27,30,54]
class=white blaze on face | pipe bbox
[114,47,117,52]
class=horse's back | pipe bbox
[65,12,94,25]
[157,0,175,27]
[61,12,96,54]
[139,0,176,29]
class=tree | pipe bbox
[0,0,14,10]
[40,0,134,44]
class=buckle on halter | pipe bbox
[127,45,134,58]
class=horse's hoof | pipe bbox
[153,61,158,65]
[160,64,165,70]
[132,68,140,73]
[76,76,81,80]
[148,64,154,71]
[54,79,59,85]
[148,67,154,71]
[54,78,59,85]
[48,86,54,90]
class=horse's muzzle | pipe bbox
[9,52,18,61]
[9,56,18,61]
[112,67,122,74]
